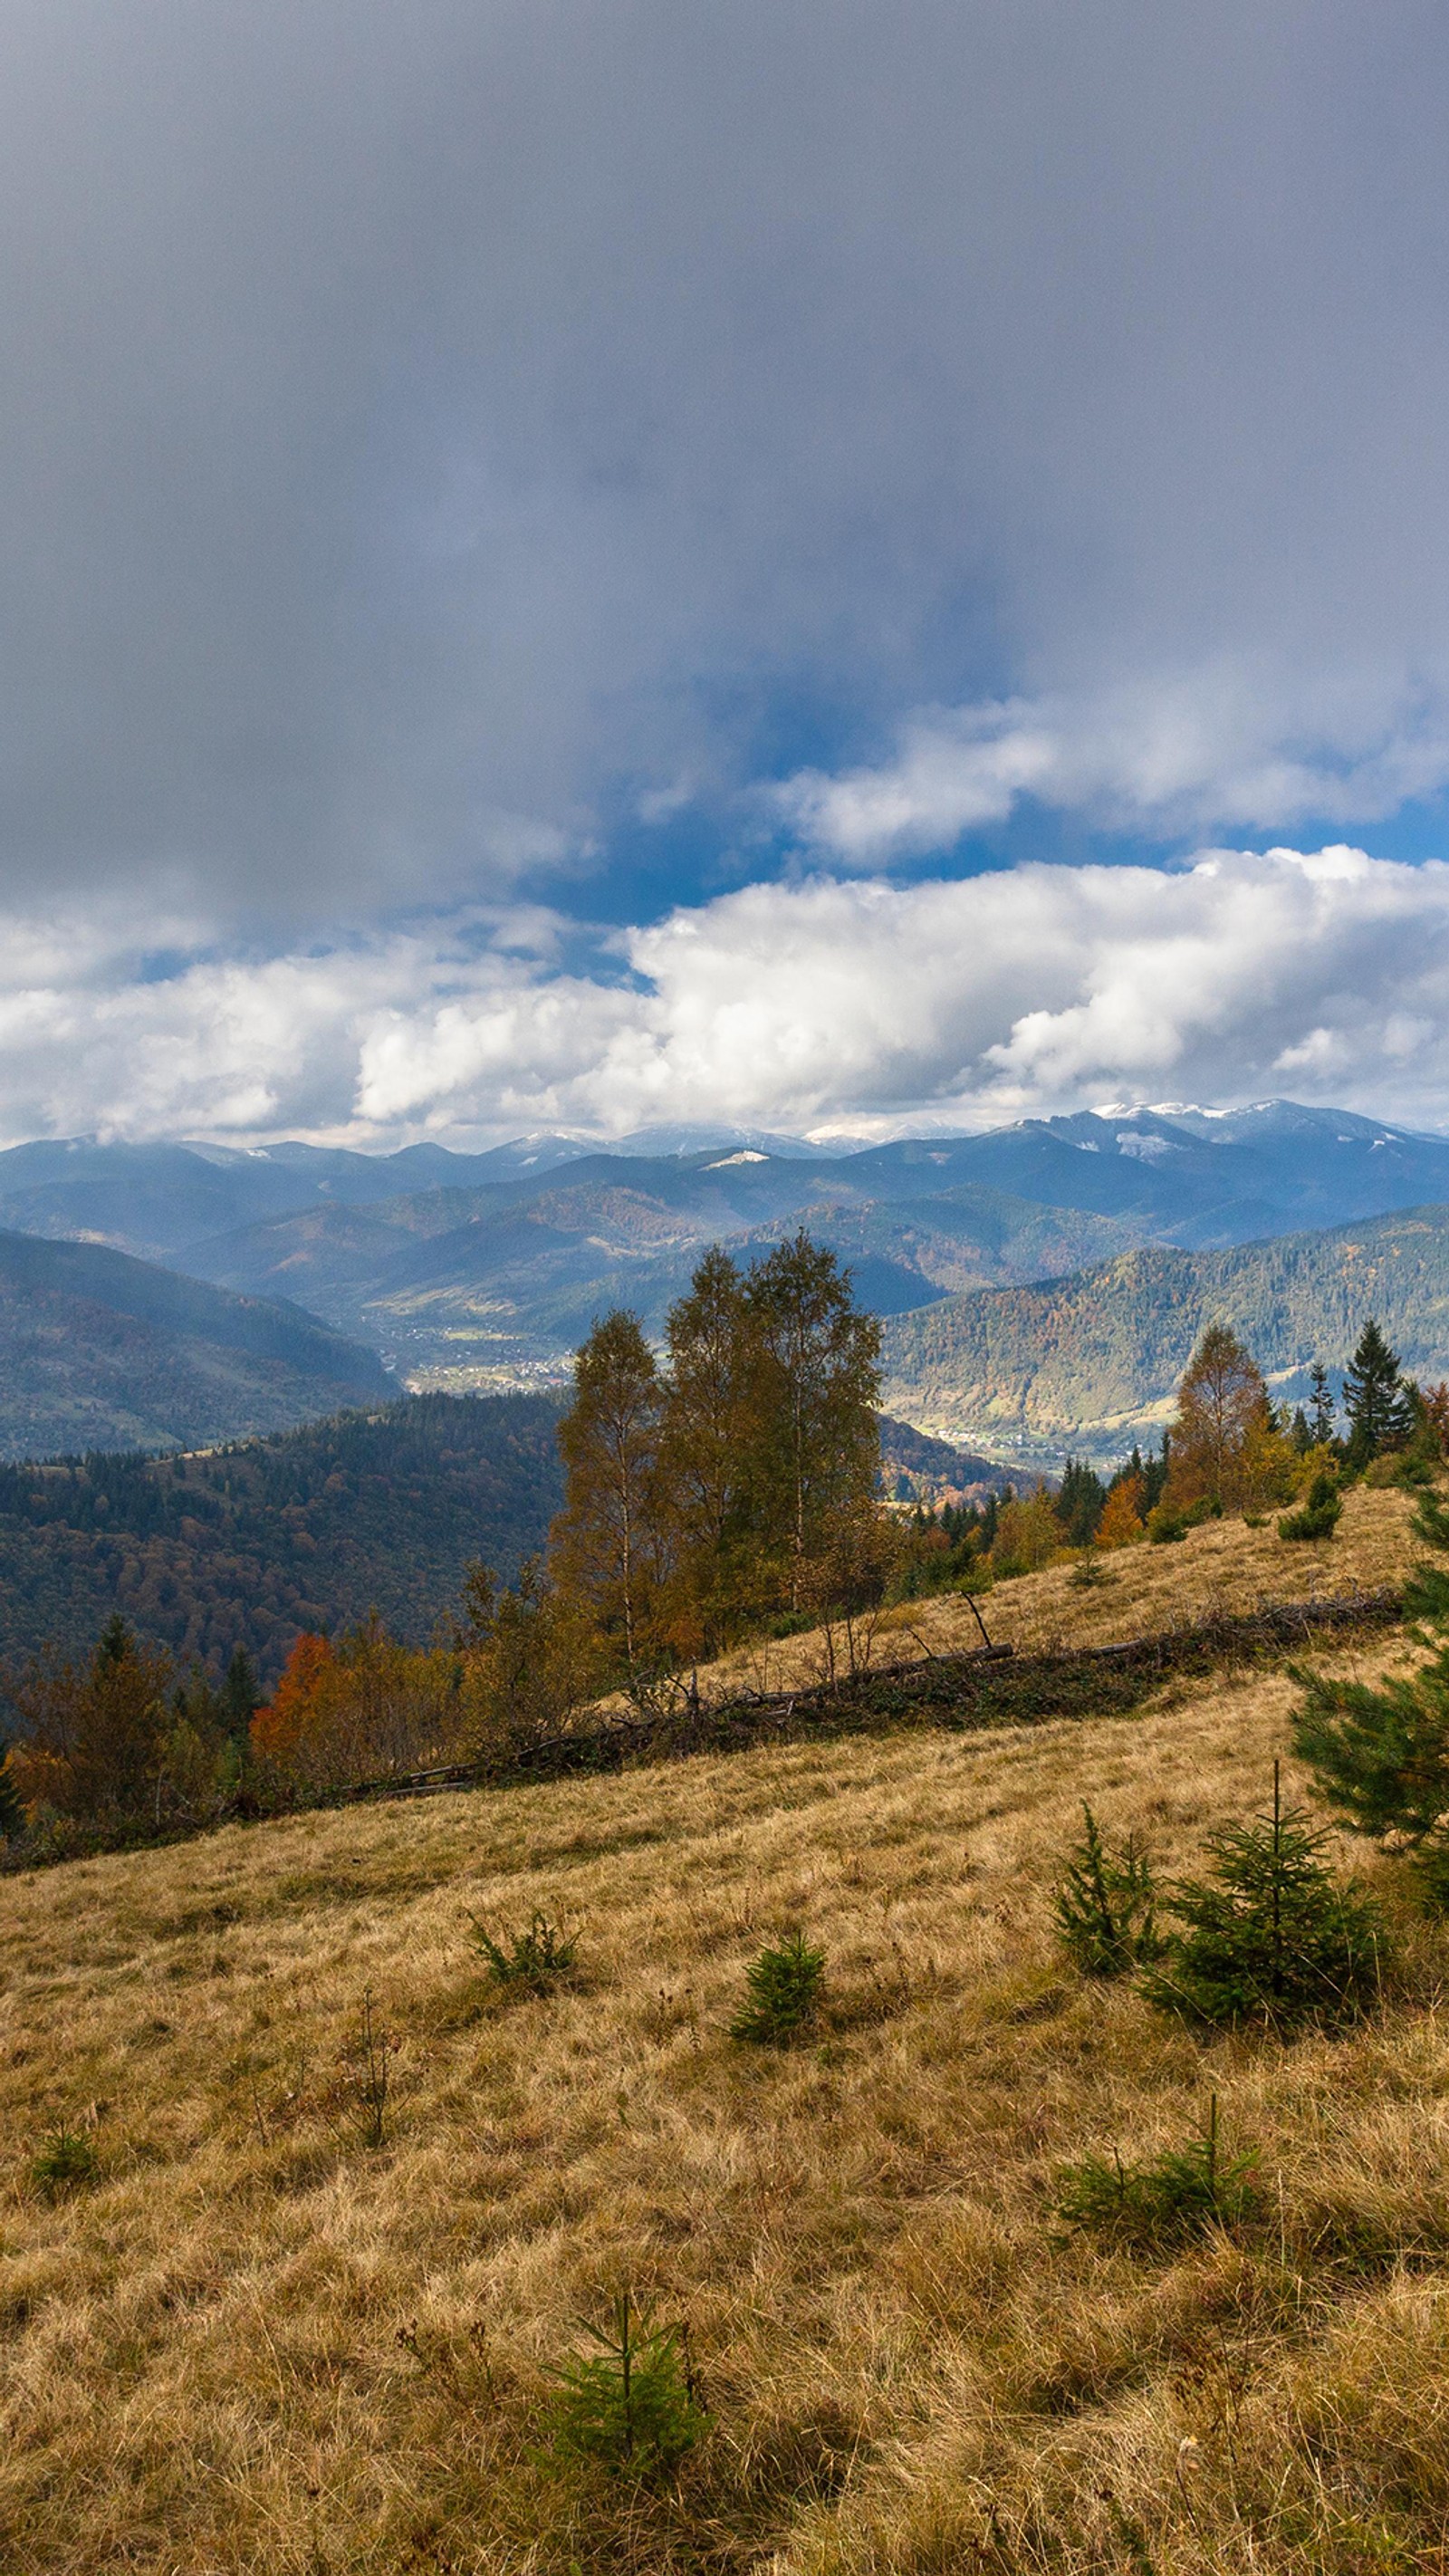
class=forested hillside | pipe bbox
[0,1393,562,1686]
[0,1229,394,1456]
[882,1200,1449,1456]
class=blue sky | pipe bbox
[5,2,1449,1144]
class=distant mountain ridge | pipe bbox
[8,1102,1449,1388]
[162,1100,1449,1379]
[881,1200,1449,1463]
[0,1230,394,1458]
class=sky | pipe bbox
[6,1,1449,1146]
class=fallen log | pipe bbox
[345,1584,1403,1802]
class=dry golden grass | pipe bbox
[700,1481,1417,1700]
[3,1506,1448,2572]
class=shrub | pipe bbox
[1146,1504,1186,1545]
[730,1928,825,2043]
[541,2289,708,2482]
[31,2127,99,2196]
[472,1910,577,1991]
[1051,1804,1159,1976]
[1279,1470,1342,1543]
[1055,2095,1259,2245]
[1140,1765,1387,2032]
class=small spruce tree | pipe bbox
[542,2289,708,2482]
[730,1928,825,2042]
[1051,1804,1159,1975]
[1278,1469,1342,1543]
[1342,1319,1415,1470]
[1294,1482,1449,1837]
[1140,1765,1386,2031]
[1055,2095,1260,2245]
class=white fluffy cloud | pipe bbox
[774,677,1449,865]
[5,845,1449,1146]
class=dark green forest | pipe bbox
[0,1393,563,1688]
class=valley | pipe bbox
[6,1104,1449,1410]
[8,1101,1449,1474]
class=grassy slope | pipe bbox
[3,1493,1447,2574]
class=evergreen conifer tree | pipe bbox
[1051,1805,1158,1974]
[1341,1318,1415,1469]
[1140,1765,1386,2031]
[222,1646,259,1739]
[1140,1436,1170,1514]
[0,1756,23,1840]
[1294,1480,1449,1835]
[6,1619,173,1821]
[1309,1360,1337,1447]
[1278,1469,1342,1542]
[1055,1457,1107,1546]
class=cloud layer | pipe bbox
[6,3,1449,911]
[7,848,1449,1147]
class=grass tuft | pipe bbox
[471,1908,578,1989]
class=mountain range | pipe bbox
[8,1101,1449,1389]
[6,1101,1449,1456]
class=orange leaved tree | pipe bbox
[251,1625,465,1793]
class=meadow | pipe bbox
[3,1489,1447,2573]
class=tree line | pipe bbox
[899,1313,1444,1583]
[1,1264,1443,1851]
[0,1234,885,1844]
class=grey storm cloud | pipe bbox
[5,0,1449,913]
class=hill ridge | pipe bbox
[881,1198,1449,1458]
